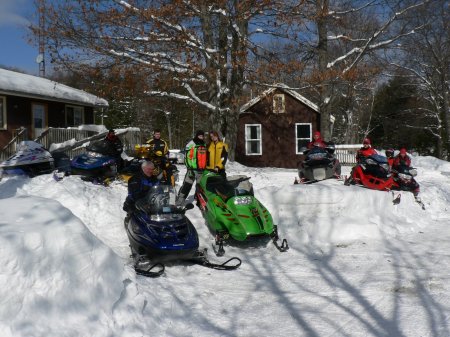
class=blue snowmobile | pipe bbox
[124,185,241,277]
[70,139,122,182]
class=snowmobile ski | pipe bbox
[392,192,401,205]
[132,248,241,277]
[415,196,426,210]
[270,225,289,252]
[133,256,165,278]
[189,249,242,270]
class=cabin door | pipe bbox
[32,103,47,138]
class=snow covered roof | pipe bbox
[240,84,318,113]
[0,68,108,107]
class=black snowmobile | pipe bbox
[124,185,242,277]
[296,144,341,183]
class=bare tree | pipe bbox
[290,0,431,142]
[387,0,449,158]
[34,0,297,158]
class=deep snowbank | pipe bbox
[0,195,126,337]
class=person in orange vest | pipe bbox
[207,130,228,178]
[177,130,207,205]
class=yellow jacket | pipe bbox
[207,141,228,170]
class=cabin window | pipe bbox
[65,105,84,127]
[273,94,285,114]
[0,96,5,129]
[295,123,312,154]
[245,124,262,155]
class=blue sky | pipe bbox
[0,0,41,75]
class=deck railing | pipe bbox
[1,128,360,166]
[1,127,144,161]
[0,127,28,161]
[334,145,360,165]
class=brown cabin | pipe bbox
[236,85,320,168]
[0,68,108,149]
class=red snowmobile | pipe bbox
[344,154,396,191]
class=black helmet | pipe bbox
[195,130,205,138]
[385,148,394,158]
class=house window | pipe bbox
[66,105,84,126]
[245,124,262,155]
[273,94,285,114]
[295,123,312,154]
[0,96,6,129]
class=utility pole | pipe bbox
[37,0,46,77]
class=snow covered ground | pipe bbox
[1,156,450,337]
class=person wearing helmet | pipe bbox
[146,129,169,158]
[177,130,207,205]
[307,131,327,149]
[385,148,395,168]
[356,138,377,163]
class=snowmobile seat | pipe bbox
[206,176,235,200]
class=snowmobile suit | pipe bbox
[393,154,411,168]
[206,141,228,175]
[307,131,327,149]
[178,133,207,203]
[123,170,160,213]
[146,138,169,157]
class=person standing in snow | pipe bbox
[146,129,169,159]
[177,130,207,205]
[207,131,228,178]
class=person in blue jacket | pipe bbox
[123,160,160,214]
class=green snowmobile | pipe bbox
[195,171,288,256]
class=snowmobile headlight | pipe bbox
[234,196,253,205]
[380,163,389,171]
[365,158,376,165]
[150,214,183,221]
[87,151,103,158]
[398,173,412,181]
[102,159,116,167]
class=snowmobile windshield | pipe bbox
[395,165,417,177]
[306,147,329,160]
[86,140,117,156]
[135,185,181,217]
[365,154,388,165]
[206,175,253,200]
